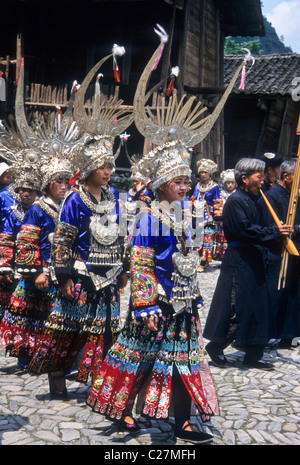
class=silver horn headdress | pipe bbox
[73,44,133,179]
[133,24,252,190]
[0,119,42,192]
[14,61,89,189]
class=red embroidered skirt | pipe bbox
[86,303,219,422]
[0,278,52,357]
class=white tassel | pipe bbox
[112,44,125,56]
[171,66,179,77]
[154,24,168,44]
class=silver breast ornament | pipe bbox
[89,213,119,246]
[172,250,200,277]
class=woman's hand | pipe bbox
[144,314,159,332]
[117,271,128,294]
[2,272,14,284]
[35,273,49,291]
[60,278,75,299]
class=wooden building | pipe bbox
[223,53,300,169]
[0,0,264,171]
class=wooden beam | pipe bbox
[184,85,226,94]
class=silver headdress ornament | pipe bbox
[121,133,150,184]
[129,154,150,185]
[196,158,218,175]
[0,119,41,192]
[133,24,252,191]
[15,61,89,189]
[73,44,133,179]
[220,169,235,184]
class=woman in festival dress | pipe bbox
[0,157,17,322]
[191,159,221,271]
[220,169,237,201]
[212,169,237,261]
[0,150,41,367]
[0,64,88,374]
[29,46,133,398]
[125,155,153,225]
[13,158,73,377]
[122,155,153,254]
[86,160,218,443]
[0,161,18,231]
[85,25,244,443]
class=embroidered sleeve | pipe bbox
[15,224,43,274]
[52,220,78,277]
[130,245,161,318]
[0,233,15,273]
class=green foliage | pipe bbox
[224,16,293,55]
[224,37,263,55]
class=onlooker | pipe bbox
[203,158,292,370]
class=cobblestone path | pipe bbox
[0,262,300,446]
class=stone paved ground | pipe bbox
[0,262,300,446]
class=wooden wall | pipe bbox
[1,0,256,173]
[224,95,300,168]
[182,0,225,173]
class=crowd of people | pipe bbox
[0,26,299,447]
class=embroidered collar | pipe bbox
[150,201,192,243]
[197,179,218,193]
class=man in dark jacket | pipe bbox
[203,158,292,370]
[260,152,283,193]
[258,158,300,349]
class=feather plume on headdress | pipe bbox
[72,45,133,180]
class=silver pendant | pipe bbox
[89,214,119,246]
[172,250,200,277]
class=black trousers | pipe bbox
[209,341,264,363]
[172,366,191,429]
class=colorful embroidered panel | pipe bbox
[15,225,42,269]
[0,233,15,269]
[86,309,218,422]
[130,245,158,308]
[52,221,78,271]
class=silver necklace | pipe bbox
[79,185,116,215]
[79,185,119,246]
[36,197,59,223]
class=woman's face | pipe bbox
[133,180,144,191]
[158,176,190,204]
[0,172,11,186]
[199,171,211,183]
[87,163,112,187]
[18,188,39,209]
[49,178,70,203]
[225,180,236,193]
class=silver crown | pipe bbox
[0,120,42,192]
[220,168,235,184]
[196,158,218,175]
[133,25,249,190]
[14,62,89,187]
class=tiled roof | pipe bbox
[224,54,300,96]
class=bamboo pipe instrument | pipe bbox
[278,112,300,288]
[259,189,299,256]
